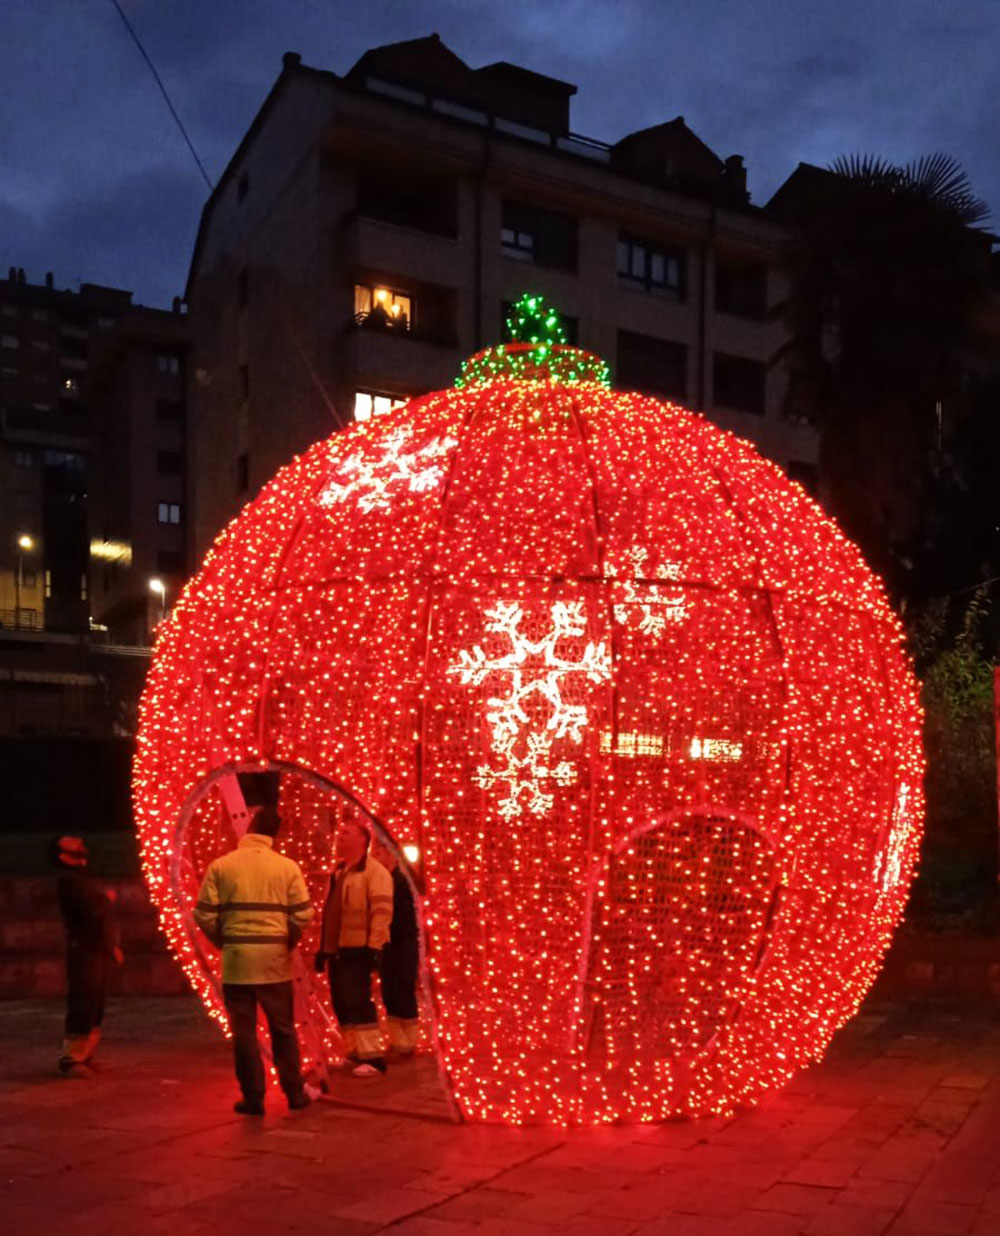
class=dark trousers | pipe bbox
[65,947,110,1037]
[222,981,304,1102]
[381,944,418,1021]
[327,950,383,1061]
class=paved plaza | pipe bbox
[3,995,1000,1235]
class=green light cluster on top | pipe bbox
[505,294,568,346]
[454,292,611,389]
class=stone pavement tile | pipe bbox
[781,1149,871,1188]
[752,1182,839,1216]
[330,1185,445,1224]
[886,1201,979,1235]
[475,1219,566,1236]
[802,1200,897,1236]
[557,1211,643,1236]
[940,1072,992,1092]
[723,1212,809,1236]
[837,1177,915,1210]
[388,1219,493,1236]
[503,1186,593,1223]
[633,1213,728,1236]
[911,1153,995,1207]
[419,1186,525,1224]
[672,1182,765,1218]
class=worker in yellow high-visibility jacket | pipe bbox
[194,806,314,1115]
[315,817,393,1075]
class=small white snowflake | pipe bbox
[610,545,689,635]
[318,429,456,514]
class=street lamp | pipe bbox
[149,577,166,628]
[14,533,35,629]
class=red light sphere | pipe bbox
[134,316,923,1126]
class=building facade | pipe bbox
[0,269,133,635]
[186,34,818,558]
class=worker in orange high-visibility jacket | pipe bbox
[194,806,314,1115]
[315,817,393,1075]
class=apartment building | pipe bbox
[87,305,189,645]
[0,268,133,634]
[186,33,818,557]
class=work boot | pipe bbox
[287,1090,311,1111]
[58,1060,92,1079]
[234,1098,265,1116]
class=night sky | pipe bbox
[4,0,998,308]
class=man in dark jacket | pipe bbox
[51,835,122,1077]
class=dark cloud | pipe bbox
[2,0,997,307]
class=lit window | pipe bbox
[61,376,80,398]
[501,226,535,262]
[618,235,685,300]
[157,502,182,525]
[44,569,52,599]
[354,284,412,331]
[354,390,407,422]
[80,573,88,601]
[157,354,181,375]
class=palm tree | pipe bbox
[771,153,993,599]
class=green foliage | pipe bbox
[910,589,997,927]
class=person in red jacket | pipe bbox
[50,835,123,1077]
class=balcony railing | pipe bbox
[352,311,456,348]
[0,608,43,632]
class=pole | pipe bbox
[14,551,22,628]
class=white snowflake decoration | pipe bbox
[318,429,456,514]
[451,600,611,819]
[610,545,689,635]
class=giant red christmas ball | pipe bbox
[134,332,923,1125]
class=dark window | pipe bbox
[787,460,818,495]
[156,399,182,422]
[501,200,577,271]
[356,167,458,237]
[616,330,687,401]
[22,570,36,588]
[715,260,768,319]
[157,502,182,525]
[157,450,183,475]
[157,353,181,375]
[500,302,578,345]
[237,452,249,493]
[238,363,249,401]
[713,353,766,416]
[237,171,249,202]
[156,549,185,574]
[58,335,87,360]
[14,449,33,468]
[617,235,686,300]
[238,269,248,307]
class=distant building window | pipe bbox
[713,353,767,416]
[156,398,183,421]
[44,569,52,599]
[43,449,85,469]
[1,334,18,349]
[157,449,183,475]
[156,549,185,574]
[617,330,687,401]
[61,376,80,398]
[97,315,116,330]
[618,235,686,300]
[2,365,17,379]
[14,449,33,468]
[238,268,248,307]
[80,573,88,601]
[236,452,249,492]
[157,502,182,525]
[31,308,49,322]
[354,284,412,332]
[354,391,406,423]
[1,303,16,317]
[237,170,249,202]
[157,353,181,375]
[714,260,768,320]
[31,402,51,412]
[238,363,249,401]
[22,570,36,588]
[787,460,818,495]
[32,339,52,353]
[501,200,577,271]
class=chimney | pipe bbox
[6,267,14,282]
[283,51,301,70]
[45,271,54,289]
[172,296,182,314]
[722,154,748,202]
[17,268,26,283]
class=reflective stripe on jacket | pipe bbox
[193,834,314,984]
[320,855,393,954]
